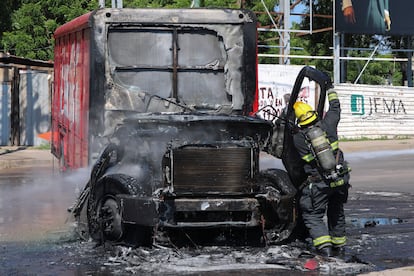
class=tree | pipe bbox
[0,0,22,43]
[2,2,52,60]
[1,0,98,60]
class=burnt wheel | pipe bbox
[257,168,297,244]
[98,195,123,241]
[87,174,147,244]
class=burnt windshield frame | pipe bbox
[107,25,228,107]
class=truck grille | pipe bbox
[171,147,254,194]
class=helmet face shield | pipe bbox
[293,102,317,126]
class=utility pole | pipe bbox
[333,33,340,84]
[332,0,341,84]
[99,0,123,8]
[407,36,413,87]
[279,0,290,65]
[112,0,123,8]
[191,0,205,7]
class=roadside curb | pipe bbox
[340,138,414,153]
[0,147,55,170]
[359,266,414,276]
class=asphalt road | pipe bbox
[0,144,413,275]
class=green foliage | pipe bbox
[1,0,98,60]
[2,2,50,59]
[124,0,164,8]
[339,34,408,85]
[255,0,281,63]
[0,0,22,41]
[34,143,51,150]
[46,0,98,23]
[344,51,402,85]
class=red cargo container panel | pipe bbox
[52,13,91,170]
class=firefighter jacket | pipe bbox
[293,92,345,182]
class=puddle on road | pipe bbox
[0,168,89,241]
[350,217,404,228]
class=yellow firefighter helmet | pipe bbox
[293,101,318,126]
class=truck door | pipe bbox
[279,66,333,187]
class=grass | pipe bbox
[33,143,51,150]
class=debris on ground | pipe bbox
[98,241,374,275]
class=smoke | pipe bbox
[0,167,90,242]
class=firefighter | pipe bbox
[292,90,350,257]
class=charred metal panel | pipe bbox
[106,27,228,111]
[119,195,158,226]
[171,147,254,194]
[173,198,259,212]
[92,9,257,155]
[160,198,261,227]
[164,218,260,228]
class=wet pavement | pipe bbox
[0,140,414,275]
[0,146,55,170]
[0,167,85,241]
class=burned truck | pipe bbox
[52,8,331,246]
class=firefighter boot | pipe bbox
[318,245,333,257]
[332,246,346,258]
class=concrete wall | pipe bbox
[334,84,414,139]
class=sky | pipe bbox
[274,2,307,26]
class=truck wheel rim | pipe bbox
[99,196,123,241]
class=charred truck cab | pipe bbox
[54,8,297,246]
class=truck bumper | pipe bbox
[117,195,261,228]
[118,195,159,226]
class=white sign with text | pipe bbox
[257,64,316,122]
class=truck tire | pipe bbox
[257,168,297,244]
[87,174,152,245]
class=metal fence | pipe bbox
[0,67,51,146]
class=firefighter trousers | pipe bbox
[299,175,349,249]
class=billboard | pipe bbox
[335,0,414,35]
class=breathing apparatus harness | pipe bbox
[303,122,348,181]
